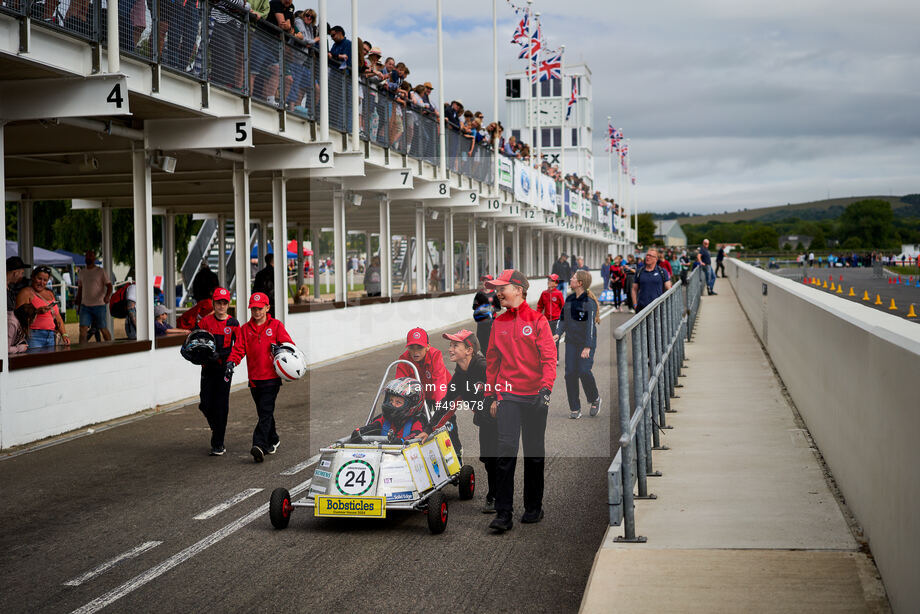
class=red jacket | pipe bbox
[536,288,564,321]
[195,313,241,366]
[659,259,673,277]
[228,315,294,385]
[395,347,450,403]
[486,301,556,399]
[178,298,213,330]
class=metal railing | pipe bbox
[608,266,703,541]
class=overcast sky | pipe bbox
[322,1,920,214]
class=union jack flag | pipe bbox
[511,13,528,45]
[566,78,578,120]
[535,52,561,82]
[606,122,623,153]
[527,21,542,60]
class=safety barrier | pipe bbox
[608,266,702,540]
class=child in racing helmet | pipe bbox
[351,377,427,444]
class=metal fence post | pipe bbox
[615,338,645,543]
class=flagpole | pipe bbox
[492,0,499,192]
[535,11,542,168]
[526,0,533,166]
[559,44,566,180]
[624,137,632,243]
[437,0,446,179]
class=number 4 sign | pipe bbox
[0,75,131,120]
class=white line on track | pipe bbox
[599,306,620,321]
[280,454,320,476]
[193,488,264,520]
[63,542,162,587]
[71,477,312,614]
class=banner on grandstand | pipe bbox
[563,188,571,216]
[499,157,513,189]
[538,174,556,212]
[513,160,534,206]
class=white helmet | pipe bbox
[272,342,307,381]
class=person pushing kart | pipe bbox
[225,292,295,463]
[351,377,428,444]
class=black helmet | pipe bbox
[181,330,218,365]
[381,377,424,425]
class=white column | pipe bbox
[486,220,495,276]
[132,148,153,342]
[295,224,304,291]
[217,214,227,286]
[107,0,119,73]
[258,220,268,268]
[311,227,322,301]
[163,212,176,326]
[379,195,391,298]
[101,206,114,334]
[271,174,288,323]
[318,0,329,141]
[492,0,500,190]
[537,230,544,275]
[233,166,251,324]
[444,211,454,292]
[524,228,533,276]
[468,216,478,289]
[436,0,447,179]
[0,124,8,365]
[350,0,360,150]
[512,225,520,272]
[333,188,346,303]
[415,207,426,294]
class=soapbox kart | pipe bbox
[269,360,475,534]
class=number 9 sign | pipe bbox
[335,460,375,496]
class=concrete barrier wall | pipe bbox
[726,259,920,614]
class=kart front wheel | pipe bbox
[427,491,448,535]
[458,465,475,500]
[270,487,292,530]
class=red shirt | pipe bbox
[195,313,241,364]
[178,298,213,330]
[228,315,294,385]
[395,347,450,403]
[486,301,556,399]
[659,259,673,276]
[536,288,564,321]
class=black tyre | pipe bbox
[269,487,292,530]
[426,491,448,535]
[458,465,475,500]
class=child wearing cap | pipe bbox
[472,275,502,355]
[438,329,495,512]
[395,327,451,410]
[226,292,295,463]
[193,287,241,456]
[154,305,187,337]
[536,274,565,361]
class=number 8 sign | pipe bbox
[335,460,375,496]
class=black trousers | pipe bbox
[476,319,493,357]
[716,261,726,277]
[494,398,548,515]
[250,382,281,450]
[199,367,231,448]
[625,274,636,309]
[475,411,499,501]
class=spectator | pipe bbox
[295,8,319,45]
[250,0,281,103]
[155,304,187,337]
[328,25,351,68]
[536,274,564,361]
[253,253,275,314]
[421,82,438,116]
[364,256,382,297]
[444,99,462,129]
[555,270,601,419]
[6,256,29,312]
[473,275,501,356]
[483,270,556,532]
[428,264,441,294]
[623,254,637,312]
[600,254,611,290]
[381,56,396,79]
[295,284,311,304]
[716,246,726,278]
[8,304,36,355]
[191,261,220,302]
[502,135,517,157]
[209,0,251,90]
[697,238,716,295]
[575,256,589,272]
[551,253,572,295]
[386,61,409,92]
[608,256,627,311]
[16,265,69,350]
[75,249,113,343]
[658,253,673,279]
[631,248,672,313]
[365,47,384,81]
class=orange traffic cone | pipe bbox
[862,290,870,301]
[848,287,856,297]
[907,304,917,318]
[839,275,843,282]
[823,280,828,289]
[875,294,883,305]
[803,276,809,284]
[836,284,843,294]
[888,298,898,311]
[830,282,836,291]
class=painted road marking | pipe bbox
[599,306,617,321]
[193,488,263,520]
[71,478,312,614]
[280,454,320,476]
[63,541,162,587]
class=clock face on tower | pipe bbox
[537,98,563,125]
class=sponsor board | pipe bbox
[435,431,462,476]
[402,444,433,492]
[386,491,414,503]
[420,439,450,488]
[314,496,386,518]
[313,469,332,480]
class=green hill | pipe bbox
[676,196,909,225]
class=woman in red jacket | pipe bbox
[484,269,556,532]
[225,292,295,463]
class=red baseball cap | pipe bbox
[442,329,476,348]
[547,274,560,282]
[479,274,493,281]
[485,269,529,291]
[249,292,270,308]
[406,327,429,346]
[212,287,231,301]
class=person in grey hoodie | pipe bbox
[554,269,601,419]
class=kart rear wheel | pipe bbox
[458,465,475,500]
[426,491,448,535]
[270,487,292,530]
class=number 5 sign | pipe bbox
[145,116,254,150]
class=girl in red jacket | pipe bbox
[225,292,294,463]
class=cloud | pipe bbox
[321,0,920,213]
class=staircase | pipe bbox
[179,219,257,304]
